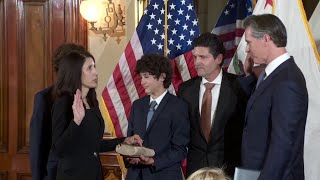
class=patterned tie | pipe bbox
[146,101,157,129]
[256,70,266,89]
[200,83,215,143]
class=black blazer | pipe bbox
[241,57,308,180]
[51,94,125,180]
[126,92,190,180]
[178,71,248,177]
[30,86,56,180]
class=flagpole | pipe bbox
[272,0,275,14]
[252,0,257,9]
[164,0,168,57]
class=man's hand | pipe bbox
[243,54,254,76]
[124,134,143,146]
[126,157,141,165]
[139,155,154,166]
[125,155,155,166]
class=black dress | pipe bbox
[51,95,125,180]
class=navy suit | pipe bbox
[241,57,308,180]
[126,92,189,180]
[30,86,57,180]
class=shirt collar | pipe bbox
[265,53,290,77]
[201,69,223,85]
[150,90,168,105]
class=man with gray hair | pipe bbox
[241,14,308,180]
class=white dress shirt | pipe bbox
[264,53,290,79]
[149,90,168,110]
[199,69,222,125]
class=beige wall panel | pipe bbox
[207,0,228,32]
[88,0,137,132]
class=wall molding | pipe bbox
[0,171,8,180]
[0,0,8,153]
[17,0,50,153]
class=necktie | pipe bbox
[201,83,215,143]
[256,70,266,89]
[146,101,157,129]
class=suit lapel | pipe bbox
[145,92,170,134]
[190,77,212,142]
[140,97,150,137]
[211,73,233,140]
[245,58,292,119]
[191,78,203,132]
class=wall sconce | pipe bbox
[80,0,126,43]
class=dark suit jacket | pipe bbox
[51,94,125,180]
[30,87,56,180]
[241,57,308,180]
[126,92,190,180]
[178,71,248,177]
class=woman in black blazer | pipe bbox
[51,51,142,180]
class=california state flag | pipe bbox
[228,0,320,179]
[273,1,320,179]
[309,1,320,55]
[227,0,273,74]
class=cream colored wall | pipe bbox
[87,0,229,132]
[207,0,228,32]
[88,0,137,132]
[197,0,228,32]
[88,0,137,98]
[89,0,231,97]
[89,1,318,83]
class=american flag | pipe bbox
[212,0,253,69]
[102,0,200,137]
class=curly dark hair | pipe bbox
[135,54,173,88]
[52,43,89,72]
[192,33,226,66]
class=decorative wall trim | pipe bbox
[65,0,87,47]
[17,0,50,153]
[0,0,8,153]
[100,152,122,180]
[17,172,32,180]
[0,171,8,180]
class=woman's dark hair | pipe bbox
[52,51,98,107]
[52,43,88,72]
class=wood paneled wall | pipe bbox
[17,0,51,153]
[0,0,8,156]
[0,0,122,179]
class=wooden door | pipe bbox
[0,0,87,179]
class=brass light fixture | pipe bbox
[80,0,126,43]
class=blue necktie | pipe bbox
[146,101,157,129]
[256,70,266,89]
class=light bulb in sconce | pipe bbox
[80,0,126,43]
[80,0,103,29]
